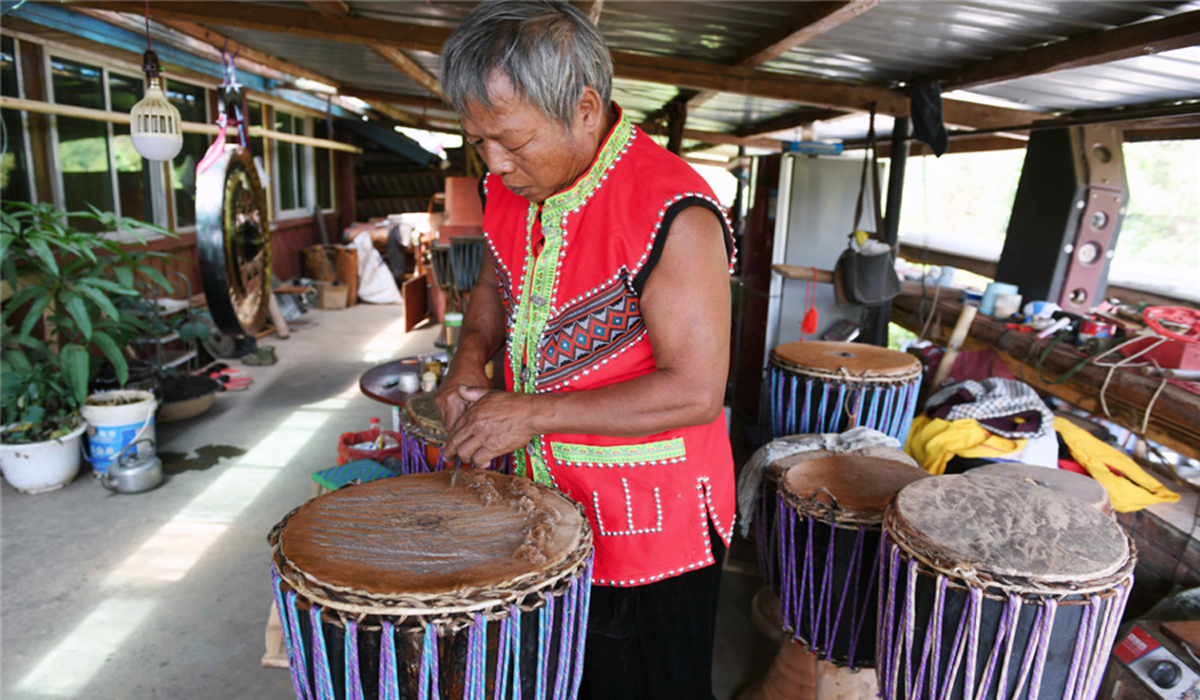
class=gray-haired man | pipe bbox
[436,2,737,698]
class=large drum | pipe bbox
[398,392,513,474]
[878,475,1135,700]
[269,470,594,700]
[772,453,929,668]
[767,341,922,442]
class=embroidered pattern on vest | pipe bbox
[551,437,685,467]
[507,111,635,485]
[536,275,646,389]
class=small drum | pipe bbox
[269,470,594,700]
[767,341,922,442]
[398,392,513,474]
[967,463,1113,517]
[450,236,486,293]
[430,243,454,292]
[878,475,1135,700]
[771,453,928,668]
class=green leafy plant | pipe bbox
[0,201,177,443]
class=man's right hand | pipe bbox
[435,367,491,432]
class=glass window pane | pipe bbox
[109,72,152,222]
[295,119,308,210]
[1,36,31,205]
[313,119,332,210]
[275,112,296,211]
[166,80,208,228]
[246,101,264,161]
[52,57,110,230]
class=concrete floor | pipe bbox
[2,304,777,700]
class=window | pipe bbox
[246,100,264,162]
[108,72,152,223]
[49,57,113,232]
[313,118,334,211]
[273,110,308,214]
[1,35,32,205]
[166,79,208,229]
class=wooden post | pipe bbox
[665,100,687,156]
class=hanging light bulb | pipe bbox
[130,49,183,161]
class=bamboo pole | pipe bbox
[0,96,362,154]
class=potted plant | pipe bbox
[1,202,175,490]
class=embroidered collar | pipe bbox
[540,106,633,220]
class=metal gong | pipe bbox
[196,146,271,335]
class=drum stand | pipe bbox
[738,587,879,700]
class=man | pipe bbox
[436,2,736,698]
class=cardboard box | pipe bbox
[315,281,348,310]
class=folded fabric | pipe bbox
[925,378,1055,440]
[1054,417,1180,512]
[906,415,1026,476]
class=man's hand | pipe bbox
[443,388,538,466]
[435,367,491,434]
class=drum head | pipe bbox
[771,341,920,381]
[781,454,928,524]
[890,475,1131,587]
[276,470,584,598]
[966,463,1111,514]
[402,392,445,442]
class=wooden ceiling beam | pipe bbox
[734,1,882,68]
[154,18,341,88]
[372,46,443,99]
[304,1,352,18]
[941,9,1200,92]
[337,87,445,111]
[737,107,850,137]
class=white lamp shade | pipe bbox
[130,78,183,162]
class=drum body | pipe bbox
[878,475,1135,700]
[769,453,928,668]
[450,236,485,293]
[431,244,454,291]
[398,392,512,474]
[269,470,594,700]
[767,342,922,443]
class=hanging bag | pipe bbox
[835,105,903,306]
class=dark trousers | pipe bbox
[577,529,726,700]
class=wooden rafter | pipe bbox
[337,87,444,111]
[941,9,1200,92]
[66,1,1037,130]
[157,18,340,88]
[304,1,352,18]
[737,107,849,137]
[372,46,443,99]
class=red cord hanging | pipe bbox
[801,267,819,338]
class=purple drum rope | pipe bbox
[270,567,313,700]
[344,618,365,700]
[309,605,336,700]
[774,492,876,666]
[494,615,512,700]
[878,540,1133,700]
[766,366,920,442]
[381,620,399,700]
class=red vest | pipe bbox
[481,108,737,586]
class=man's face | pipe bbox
[461,72,593,204]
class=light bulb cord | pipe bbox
[144,0,152,51]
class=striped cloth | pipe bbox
[925,378,1054,440]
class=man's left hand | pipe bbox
[443,387,538,466]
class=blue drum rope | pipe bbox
[418,622,440,700]
[494,615,512,700]
[285,590,316,700]
[309,604,336,700]
[571,560,594,697]
[508,605,523,700]
[380,620,399,700]
[270,567,311,700]
[536,595,553,699]
[553,577,577,700]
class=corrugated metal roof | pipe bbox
[202,1,1200,141]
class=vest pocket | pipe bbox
[550,438,686,467]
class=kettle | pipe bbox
[100,438,164,494]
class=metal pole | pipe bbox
[861,116,910,347]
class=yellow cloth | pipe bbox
[1054,417,1179,512]
[906,415,1026,476]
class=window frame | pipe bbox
[2,36,38,204]
[161,75,211,234]
[42,48,171,237]
[272,109,311,221]
[311,116,336,215]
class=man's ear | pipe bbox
[575,86,605,136]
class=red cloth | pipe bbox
[482,107,737,587]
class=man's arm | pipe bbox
[435,249,507,432]
[444,206,730,465]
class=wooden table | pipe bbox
[359,357,424,431]
[892,293,1200,460]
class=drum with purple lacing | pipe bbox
[767,341,922,442]
[269,469,594,700]
[878,475,1135,700]
[771,453,929,668]
[398,391,513,474]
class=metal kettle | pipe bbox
[100,438,164,494]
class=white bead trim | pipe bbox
[593,478,663,537]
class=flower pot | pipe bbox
[158,375,220,424]
[80,390,158,475]
[159,392,217,423]
[0,421,88,494]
